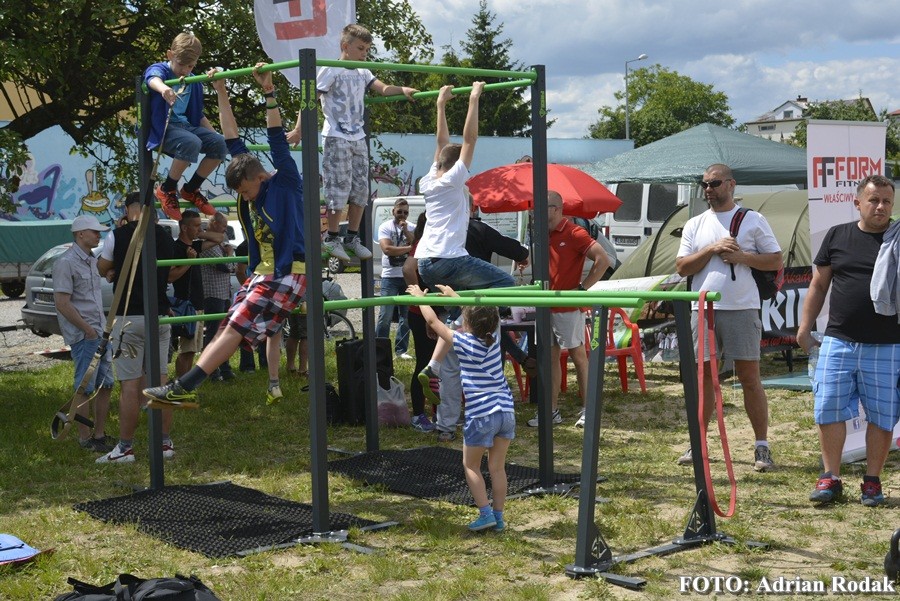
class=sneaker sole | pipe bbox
[325,246,351,262]
[418,373,441,405]
[754,462,774,472]
[97,455,135,464]
[468,521,497,532]
[145,398,199,409]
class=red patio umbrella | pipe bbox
[467,162,622,218]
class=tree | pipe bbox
[791,98,900,160]
[0,0,433,212]
[588,65,734,147]
[399,0,532,138]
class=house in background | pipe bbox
[744,97,809,142]
[745,96,878,143]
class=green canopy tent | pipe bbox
[583,123,808,185]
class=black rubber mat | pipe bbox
[75,482,377,557]
[328,445,580,505]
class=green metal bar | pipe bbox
[157,256,247,267]
[366,79,533,104]
[448,288,722,302]
[159,295,643,326]
[154,199,236,208]
[247,144,307,152]
[324,295,644,312]
[161,58,536,87]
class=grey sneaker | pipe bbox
[754,445,774,472]
[526,409,561,428]
[323,236,351,261]
[344,235,372,260]
[436,430,456,443]
[677,447,693,465]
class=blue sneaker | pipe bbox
[493,514,505,532]
[411,414,435,432]
[809,474,843,503]
[861,480,884,507]
[468,512,497,532]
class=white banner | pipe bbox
[254,0,355,88]
[806,119,888,464]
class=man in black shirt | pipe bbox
[168,209,224,378]
[95,193,177,463]
[798,174,900,506]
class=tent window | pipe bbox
[613,183,642,221]
[647,184,678,222]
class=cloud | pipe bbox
[406,0,900,137]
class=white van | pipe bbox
[331,196,618,282]
[602,182,697,263]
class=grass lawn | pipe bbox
[1,345,898,600]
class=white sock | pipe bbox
[755,440,768,448]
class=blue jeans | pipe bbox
[71,336,114,394]
[417,256,515,293]
[163,122,227,163]
[376,276,410,354]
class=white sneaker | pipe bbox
[526,409,562,427]
[323,237,351,261]
[162,441,175,460]
[395,352,413,361]
[344,235,373,260]
[574,409,586,428]
[96,444,135,464]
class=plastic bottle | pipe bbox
[807,332,823,381]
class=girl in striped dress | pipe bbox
[406,283,516,532]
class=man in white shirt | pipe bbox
[675,163,782,471]
[376,198,414,359]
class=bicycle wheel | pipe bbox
[324,311,355,340]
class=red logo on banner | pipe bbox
[273,0,327,40]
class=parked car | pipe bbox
[21,218,243,338]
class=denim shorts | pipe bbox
[813,336,900,431]
[463,411,516,448]
[163,122,227,163]
[71,336,114,394]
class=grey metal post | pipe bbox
[298,48,331,533]
[137,76,165,490]
[529,64,554,487]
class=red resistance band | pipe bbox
[696,291,737,518]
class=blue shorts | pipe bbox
[71,336,114,394]
[163,122,227,163]
[463,411,516,448]
[813,336,900,432]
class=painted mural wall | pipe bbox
[2,124,630,225]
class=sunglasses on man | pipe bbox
[700,179,732,190]
[395,210,409,215]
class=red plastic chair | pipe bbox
[605,307,647,393]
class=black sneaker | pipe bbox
[143,380,198,406]
[80,437,115,453]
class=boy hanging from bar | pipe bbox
[143,63,307,407]
[286,23,418,264]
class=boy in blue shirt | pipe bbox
[145,32,227,221]
[144,63,306,407]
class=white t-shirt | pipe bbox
[378,218,414,278]
[317,66,374,141]
[415,161,470,259]
[677,206,781,310]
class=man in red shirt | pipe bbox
[527,190,610,428]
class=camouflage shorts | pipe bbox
[323,136,369,212]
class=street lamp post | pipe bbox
[624,53,648,141]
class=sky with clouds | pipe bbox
[401,0,900,139]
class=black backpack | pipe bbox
[729,208,784,301]
[54,573,220,601]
